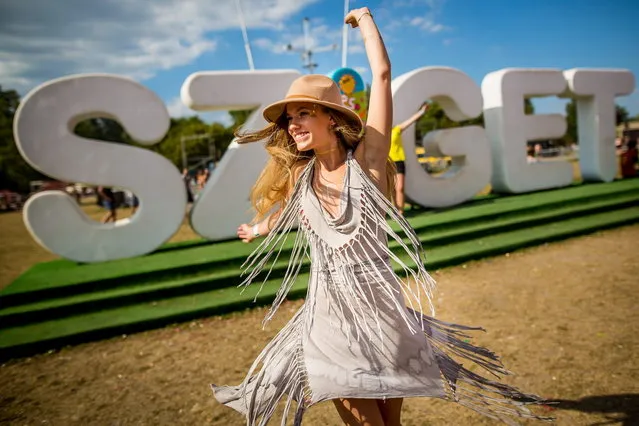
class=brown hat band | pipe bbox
[284,94,321,100]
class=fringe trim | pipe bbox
[412,309,554,424]
[237,308,311,426]
[238,160,315,327]
[230,152,553,425]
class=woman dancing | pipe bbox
[216,6,550,426]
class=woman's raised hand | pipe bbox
[345,7,372,28]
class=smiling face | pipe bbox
[285,102,336,153]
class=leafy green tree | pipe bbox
[74,118,133,144]
[524,98,535,115]
[563,99,578,144]
[0,86,47,192]
[229,109,254,130]
[615,105,629,125]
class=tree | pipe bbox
[229,109,254,130]
[524,98,535,115]
[74,118,133,144]
[564,99,578,144]
[616,105,629,126]
[0,86,46,192]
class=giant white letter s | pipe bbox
[14,75,186,262]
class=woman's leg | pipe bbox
[377,398,403,426]
[333,398,386,426]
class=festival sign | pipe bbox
[13,67,635,262]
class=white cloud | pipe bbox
[353,66,369,75]
[166,97,197,118]
[0,0,318,93]
[203,111,234,127]
[253,18,343,58]
[379,0,450,34]
[409,16,448,33]
[252,37,287,54]
[347,30,365,55]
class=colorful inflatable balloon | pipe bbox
[329,67,368,121]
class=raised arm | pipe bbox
[397,104,428,132]
[346,8,392,179]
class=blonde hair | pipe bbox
[237,106,396,223]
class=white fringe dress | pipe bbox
[212,152,550,425]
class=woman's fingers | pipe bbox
[344,12,359,28]
[345,7,369,28]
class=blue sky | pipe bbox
[1,0,638,123]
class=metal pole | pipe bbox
[235,0,255,70]
[302,18,312,73]
[180,136,187,170]
[341,0,349,67]
[285,17,336,73]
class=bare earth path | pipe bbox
[1,225,638,425]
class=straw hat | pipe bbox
[262,74,364,132]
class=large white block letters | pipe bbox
[562,69,635,182]
[482,69,573,193]
[14,75,186,262]
[392,67,491,208]
[13,67,635,262]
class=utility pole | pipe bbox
[285,17,338,73]
[342,0,350,68]
[234,0,255,70]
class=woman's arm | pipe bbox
[346,8,392,183]
[237,212,279,243]
[397,104,428,132]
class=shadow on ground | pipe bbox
[550,394,639,426]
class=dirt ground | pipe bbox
[1,224,638,425]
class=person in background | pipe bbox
[527,144,538,163]
[97,186,117,223]
[621,138,638,178]
[534,142,543,158]
[389,103,428,214]
[128,190,139,215]
[182,168,194,203]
